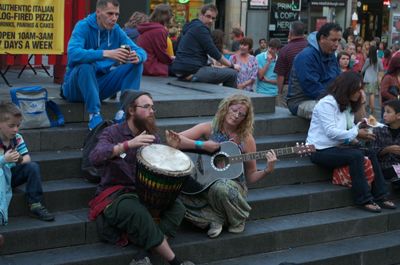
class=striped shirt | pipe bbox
[0,133,29,157]
[274,38,308,84]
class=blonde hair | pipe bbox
[212,94,254,141]
[125,12,148,29]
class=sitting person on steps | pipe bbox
[88,91,194,265]
[166,94,277,238]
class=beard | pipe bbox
[133,113,158,135]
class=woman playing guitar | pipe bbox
[166,94,277,238]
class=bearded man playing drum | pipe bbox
[88,91,194,265]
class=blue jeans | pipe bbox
[11,162,43,205]
[310,147,388,205]
[62,63,143,113]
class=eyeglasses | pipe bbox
[135,104,156,112]
[204,14,217,21]
[228,107,247,118]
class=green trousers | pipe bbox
[103,193,185,250]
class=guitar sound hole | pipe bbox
[213,154,229,169]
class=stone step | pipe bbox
[8,178,95,217]
[200,229,400,265]
[31,146,328,185]
[8,174,346,220]
[52,82,275,123]
[0,209,92,256]
[22,109,308,152]
[1,204,399,264]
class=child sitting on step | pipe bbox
[0,102,54,224]
[371,99,400,186]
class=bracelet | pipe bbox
[230,63,235,69]
[195,140,204,149]
[123,141,129,152]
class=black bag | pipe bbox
[388,85,400,97]
[81,120,114,183]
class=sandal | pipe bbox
[377,200,397,209]
[359,201,381,213]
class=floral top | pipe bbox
[229,54,258,91]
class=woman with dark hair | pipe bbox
[381,55,400,103]
[136,4,174,76]
[306,71,396,213]
[229,37,258,91]
[362,46,384,115]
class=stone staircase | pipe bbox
[0,77,399,265]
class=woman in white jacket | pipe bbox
[306,71,396,212]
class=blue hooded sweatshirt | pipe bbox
[64,13,147,82]
[171,19,221,75]
[287,32,340,114]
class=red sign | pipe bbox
[383,0,390,6]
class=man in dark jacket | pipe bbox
[287,23,342,119]
[171,4,239,88]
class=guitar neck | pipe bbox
[228,147,295,164]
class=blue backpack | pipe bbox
[10,86,64,129]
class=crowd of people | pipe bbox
[2,0,400,264]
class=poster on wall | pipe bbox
[392,13,400,44]
[0,0,64,54]
[269,0,299,43]
[249,0,269,10]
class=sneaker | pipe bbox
[88,113,103,130]
[129,256,152,265]
[30,203,55,222]
[114,110,125,124]
[207,222,223,238]
[228,223,245,233]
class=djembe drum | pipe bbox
[136,144,194,218]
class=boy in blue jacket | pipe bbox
[0,102,54,224]
[62,0,147,130]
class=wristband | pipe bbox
[195,140,204,149]
[123,141,129,152]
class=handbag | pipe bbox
[10,86,64,129]
[332,157,374,187]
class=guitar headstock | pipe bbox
[294,142,316,156]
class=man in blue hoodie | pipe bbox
[171,4,239,88]
[62,0,147,130]
[287,23,342,119]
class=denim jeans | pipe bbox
[11,162,43,205]
[310,147,388,205]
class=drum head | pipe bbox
[139,144,193,174]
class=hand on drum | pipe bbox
[165,130,181,149]
[128,131,155,148]
[264,150,277,174]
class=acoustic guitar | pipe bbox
[182,141,316,195]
